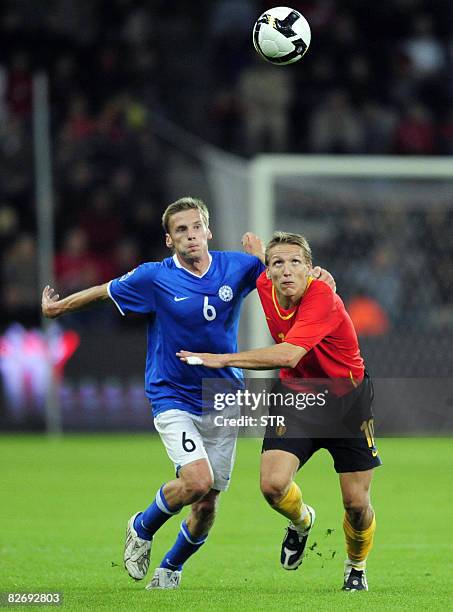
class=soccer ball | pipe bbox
[253,6,311,65]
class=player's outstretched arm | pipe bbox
[41,283,110,319]
[177,342,307,370]
[242,232,265,263]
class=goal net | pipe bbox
[247,156,453,377]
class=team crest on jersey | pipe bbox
[218,285,233,302]
[120,268,137,282]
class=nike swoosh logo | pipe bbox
[174,297,189,302]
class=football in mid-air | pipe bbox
[253,6,311,65]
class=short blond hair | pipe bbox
[162,197,209,233]
[265,231,312,266]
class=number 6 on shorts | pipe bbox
[182,431,196,452]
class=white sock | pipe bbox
[347,557,366,572]
[293,506,311,533]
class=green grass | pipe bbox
[1,435,452,611]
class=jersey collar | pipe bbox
[271,276,314,320]
[173,252,213,278]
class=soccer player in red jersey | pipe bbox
[179,231,381,591]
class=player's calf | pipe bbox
[186,489,219,536]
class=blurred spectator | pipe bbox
[63,95,97,142]
[394,103,435,154]
[0,65,8,124]
[0,115,32,206]
[348,245,403,326]
[122,95,148,133]
[420,209,453,305]
[121,5,153,47]
[403,14,445,79]
[6,53,32,119]
[125,199,165,260]
[332,211,376,260]
[346,292,390,336]
[110,166,134,202]
[78,188,123,256]
[309,90,364,153]
[209,0,256,39]
[210,87,242,151]
[0,204,19,244]
[362,102,398,153]
[388,52,419,109]
[238,59,294,155]
[112,237,141,277]
[345,56,373,105]
[55,227,112,295]
[439,109,453,154]
[1,234,39,325]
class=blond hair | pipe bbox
[265,231,312,266]
[162,197,209,233]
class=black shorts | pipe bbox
[262,373,382,473]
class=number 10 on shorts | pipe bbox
[361,419,378,457]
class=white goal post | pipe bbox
[248,155,453,350]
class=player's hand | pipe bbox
[177,350,226,369]
[242,232,265,263]
[41,285,62,318]
[310,266,336,293]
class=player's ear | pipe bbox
[207,228,212,240]
[265,268,271,279]
[165,233,173,248]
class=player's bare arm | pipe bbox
[41,283,110,319]
[242,232,266,263]
[177,342,307,370]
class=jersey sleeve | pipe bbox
[237,253,266,296]
[284,284,339,351]
[108,262,159,315]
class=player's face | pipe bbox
[267,244,310,304]
[166,209,212,260]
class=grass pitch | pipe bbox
[1,435,452,611]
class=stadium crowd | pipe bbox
[0,0,452,330]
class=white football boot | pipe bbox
[124,512,152,580]
[145,567,182,590]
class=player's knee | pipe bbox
[182,478,214,504]
[260,475,289,505]
[343,497,370,524]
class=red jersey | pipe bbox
[256,273,364,394]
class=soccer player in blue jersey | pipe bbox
[42,197,333,590]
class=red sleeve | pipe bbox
[284,283,339,351]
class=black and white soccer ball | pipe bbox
[253,6,311,65]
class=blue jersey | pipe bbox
[108,251,265,416]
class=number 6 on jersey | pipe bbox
[203,296,216,321]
